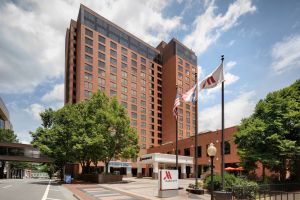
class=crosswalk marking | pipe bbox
[2,185,12,189]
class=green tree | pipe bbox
[235,80,300,182]
[0,129,18,178]
[88,93,139,173]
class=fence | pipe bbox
[229,183,300,200]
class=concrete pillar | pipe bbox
[152,162,158,179]
[126,167,132,177]
[180,163,187,179]
[137,163,143,178]
[190,165,194,178]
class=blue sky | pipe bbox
[0,0,299,143]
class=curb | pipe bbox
[99,184,157,200]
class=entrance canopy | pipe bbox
[138,153,193,165]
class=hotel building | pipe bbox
[65,4,197,157]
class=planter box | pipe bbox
[186,188,205,195]
[80,174,123,183]
[213,191,232,200]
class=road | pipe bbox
[0,178,76,200]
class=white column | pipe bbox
[181,163,187,179]
[153,162,159,174]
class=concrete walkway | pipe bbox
[65,177,212,200]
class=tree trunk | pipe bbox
[105,162,109,174]
[262,165,265,182]
[60,167,64,181]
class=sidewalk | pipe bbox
[64,177,212,200]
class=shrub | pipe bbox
[204,173,238,191]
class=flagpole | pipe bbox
[176,84,178,171]
[194,72,198,187]
[221,55,225,191]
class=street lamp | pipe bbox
[207,143,217,200]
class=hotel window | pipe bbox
[110,57,117,66]
[141,86,146,92]
[110,49,117,57]
[131,97,137,104]
[85,37,93,46]
[186,69,190,75]
[186,117,190,123]
[150,62,154,68]
[121,71,127,78]
[131,105,137,111]
[141,137,146,142]
[131,60,137,67]
[98,60,105,69]
[141,93,146,99]
[84,81,93,90]
[131,67,137,75]
[178,58,183,65]
[98,44,105,52]
[110,74,117,82]
[141,64,146,71]
[197,146,202,157]
[141,100,146,106]
[121,79,127,86]
[85,46,93,54]
[131,82,137,89]
[184,148,190,156]
[158,120,162,125]
[98,78,105,86]
[122,62,127,69]
[158,140,162,145]
[141,72,146,78]
[141,57,146,64]
[178,73,183,79]
[98,35,105,43]
[151,118,154,123]
[225,141,231,154]
[131,112,137,119]
[121,94,127,101]
[179,123,183,129]
[141,107,146,114]
[85,64,92,72]
[131,75,137,82]
[157,66,162,72]
[122,86,127,93]
[85,73,92,80]
[157,86,162,92]
[141,80,146,86]
[178,80,182,86]
[121,102,127,108]
[131,52,137,59]
[110,66,117,74]
[141,130,146,136]
[158,113,162,118]
[98,69,105,77]
[121,47,127,54]
[84,90,92,98]
[85,28,93,37]
[158,126,162,131]
[122,55,127,62]
[131,120,137,126]
[186,77,190,82]
[110,90,116,96]
[131,90,137,97]
[85,55,92,63]
[141,122,146,128]
[110,41,117,49]
[158,93,162,98]
[186,63,190,67]
[178,65,183,72]
[151,125,155,130]
[98,52,105,60]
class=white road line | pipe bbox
[46,198,62,200]
[49,189,60,191]
[41,180,51,200]
[2,185,12,189]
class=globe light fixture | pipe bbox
[207,143,217,200]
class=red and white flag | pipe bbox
[199,62,224,90]
[173,89,181,119]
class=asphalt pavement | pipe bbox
[0,178,77,200]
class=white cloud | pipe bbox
[271,34,300,74]
[183,0,256,55]
[42,83,64,103]
[24,103,45,121]
[0,0,181,94]
[198,91,256,132]
[226,61,237,70]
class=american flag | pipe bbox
[182,84,197,103]
[173,89,181,119]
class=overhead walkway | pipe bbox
[0,142,50,163]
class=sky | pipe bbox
[0,0,299,143]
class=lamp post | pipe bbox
[207,143,217,200]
